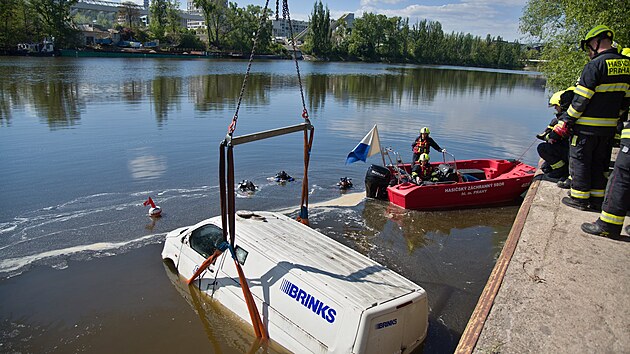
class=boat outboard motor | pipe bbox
[365,164,391,200]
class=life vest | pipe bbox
[413,139,430,154]
[412,164,433,180]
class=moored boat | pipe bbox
[365,158,535,210]
[59,48,210,59]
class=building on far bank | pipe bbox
[272,18,309,42]
[185,0,228,30]
[76,24,120,46]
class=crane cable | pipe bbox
[221,0,273,340]
[279,0,313,225]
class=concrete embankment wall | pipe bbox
[457,154,630,353]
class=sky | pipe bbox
[130,0,527,42]
[242,0,528,42]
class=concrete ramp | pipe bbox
[458,165,630,353]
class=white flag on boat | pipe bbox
[346,125,382,164]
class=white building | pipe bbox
[185,0,227,30]
[272,18,309,40]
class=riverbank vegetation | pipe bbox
[1,0,526,69]
[303,1,524,69]
[520,0,630,90]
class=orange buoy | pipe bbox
[143,197,162,217]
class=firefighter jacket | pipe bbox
[560,48,630,136]
[412,136,442,154]
[411,164,437,181]
[622,120,630,147]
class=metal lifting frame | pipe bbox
[217,121,313,340]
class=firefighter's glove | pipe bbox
[536,128,551,141]
[552,121,570,139]
[546,132,559,144]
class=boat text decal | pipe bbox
[444,181,505,196]
[280,279,337,323]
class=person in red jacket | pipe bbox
[411,127,445,165]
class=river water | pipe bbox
[0,57,547,353]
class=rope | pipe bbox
[280,0,312,224]
[297,127,314,225]
[228,0,271,135]
[515,138,538,162]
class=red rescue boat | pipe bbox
[365,158,536,210]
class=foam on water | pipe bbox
[0,233,163,277]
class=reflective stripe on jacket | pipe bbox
[563,49,630,136]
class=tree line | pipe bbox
[304,1,524,69]
[1,0,524,70]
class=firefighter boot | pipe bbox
[562,196,591,211]
[581,220,622,240]
[541,162,552,174]
[557,178,571,189]
[547,165,569,179]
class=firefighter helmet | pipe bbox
[419,153,430,162]
[420,127,430,134]
[580,25,614,51]
[549,90,564,107]
[549,86,575,107]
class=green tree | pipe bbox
[347,13,388,60]
[304,0,331,57]
[175,29,206,50]
[381,17,407,61]
[224,3,272,54]
[193,0,226,48]
[30,0,79,48]
[149,0,169,39]
[117,1,141,28]
[0,0,20,47]
[165,0,182,34]
[520,0,630,90]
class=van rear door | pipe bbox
[354,290,428,354]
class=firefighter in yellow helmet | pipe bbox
[411,153,438,185]
[536,87,575,179]
[554,25,630,211]
[581,118,630,239]
[411,127,445,165]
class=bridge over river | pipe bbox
[72,0,203,22]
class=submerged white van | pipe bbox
[162,211,428,353]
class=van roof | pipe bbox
[207,211,423,309]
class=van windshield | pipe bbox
[189,224,224,258]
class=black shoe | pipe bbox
[581,222,621,240]
[547,167,568,179]
[557,179,571,189]
[562,197,591,211]
[541,162,551,174]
